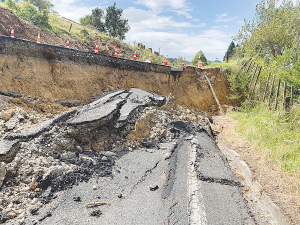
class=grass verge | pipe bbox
[229,103,300,176]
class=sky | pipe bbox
[52,0,262,61]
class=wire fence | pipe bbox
[240,58,296,111]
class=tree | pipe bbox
[223,41,236,61]
[191,50,208,67]
[105,2,130,40]
[235,0,300,59]
[29,0,53,11]
[80,7,105,32]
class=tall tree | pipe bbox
[223,41,236,61]
[235,0,300,59]
[80,7,105,32]
[191,50,208,67]
[105,2,130,40]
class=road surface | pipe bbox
[23,122,256,225]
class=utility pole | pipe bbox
[159,47,162,56]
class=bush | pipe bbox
[6,0,51,29]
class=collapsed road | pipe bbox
[0,88,282,224]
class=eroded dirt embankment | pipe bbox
[0,36,238,114]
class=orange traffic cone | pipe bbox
[66,38,70,48]
[182,57,185,67]
[198,57,202,68]
[95,43,99,54]
[37,32,40,43]
[114,46,118,57]
[133,49,136,60]
[11,27,14,38]
[148,53,152,62]
[165,55,168,65]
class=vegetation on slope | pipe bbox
[209,0,300,179]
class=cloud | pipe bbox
[134,0,193,18]
[215,13,238,23]
[52,0,103,23]
[134,0,187,11]
[123,7,204,31]
[125,28,232,61]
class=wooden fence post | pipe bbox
[246,60,254,73]
[252,66,262,93]
[239,57,252,71]
[268,74,276,108]
[226,50,229,63]
[263,72,271,102]
[283,82,287,111]
[291,86,294,107]
[274,78,281,111]
[248,63,258,89]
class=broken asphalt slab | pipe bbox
[5,110,77,140]
[117,88,166,123]
[194,131,240,186]
[67,98,126,126]
[0,139,20,162]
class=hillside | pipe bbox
[0,4,165,64]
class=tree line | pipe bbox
[80,2,130,40]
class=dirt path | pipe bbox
[213,115,300,225]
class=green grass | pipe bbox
[229,103,300,176]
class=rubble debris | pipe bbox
[7,91,22,98]
[30,208,39,215]
[0,162,6,189]
[150,185,159,191]
[0,91,22,98]
[73,196,81,202]
[5,111,24,131]
[102,151,116,157]
[38,211,52,222]
[0,88,212,224]
[85,202,109,208]
[56,100,82,108]
[90,210,102,217]
[0,211,8,223]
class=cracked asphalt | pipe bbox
[23,124,255,225]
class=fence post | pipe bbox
[252,66,262,93]
[263,72,271,102]
[226,50,229,63]
[239,57,252,71]
[274,78,281,111]
[291,86,294,107]
[268,74,276,108]
[246,60,254,73]
[283,82,287,111]
[248,63,258,89]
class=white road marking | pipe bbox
[187,137,207,225]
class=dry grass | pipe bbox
[214,115,300,224]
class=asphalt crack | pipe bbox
[129,160,160,194]
[196,175,242,187]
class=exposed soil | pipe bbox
[214,115,300,225]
